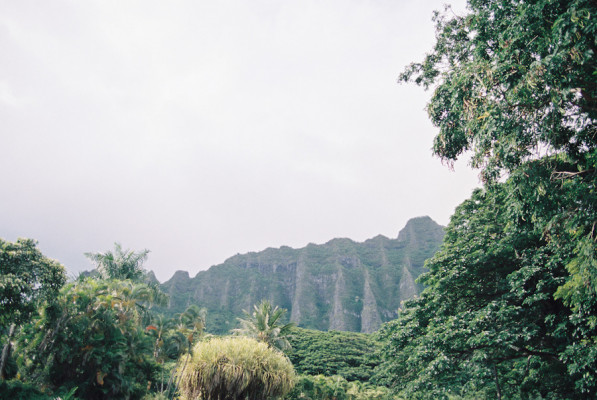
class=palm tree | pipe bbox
[85,242,149,281]
[232,300,295,351]
[23,278,160,399]
[175,304,207,347]
[167,305,207,396]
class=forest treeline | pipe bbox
[380,0,596,398]
[0,239,394,399]
[2,0,596,398]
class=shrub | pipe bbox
[176,336,296,400]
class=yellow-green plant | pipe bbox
[177,336,296,400]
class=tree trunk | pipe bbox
[493,364,502,400]
[0,324,16,380]
[170,353,190,399]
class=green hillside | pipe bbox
[160,216,444,334]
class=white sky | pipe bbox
[0,0,479,282]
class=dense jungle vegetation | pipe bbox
[377,0,596,398]
[2,0,596,398]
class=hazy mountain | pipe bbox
[160,216,444,333]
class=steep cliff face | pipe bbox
[160,216,444,333]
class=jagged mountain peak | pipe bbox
[397,216,444,243]
[170,270,190,280]
[324,237,357,246]
[144,270,160,286]
[160,217,444,334]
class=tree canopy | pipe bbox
[380,183,583,398]
[17,279,164,399]
[85,242,150,281]
[401,0,597,313]
[0,238,66,381]
[287,374,396,400]
[401,0,595,181]
[381,0,597,398]
[0,238,66,328]
[285,327,382,383]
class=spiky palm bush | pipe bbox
[176,336,296,400]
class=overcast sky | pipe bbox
[1,0,479,282]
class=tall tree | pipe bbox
[401,0,595,179]
[381,183,581,398]
[85,242,149,281]
[145,305,207,395]
[149,305,207,395]
[17,279,163,399]
[0,238,66,380]
[401,0,596,312]
[386,0,597,397]
[232,300,295,351]
[0,238,66,328]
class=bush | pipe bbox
[285,374,397,400]
[0,380,79,400]
[285,327,382,382]
[176,336,296,400]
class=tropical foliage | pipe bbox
[17,278,164,399]
[380,184,582,398]
[4,1,596,398]
[176,336,296,400]
[285,327,382,383]
[0,238,66,328]
[285,374,396,400]
[0,379,77,400]
[85,242,150,281]
[380,0,597,398]
[401,0,597,319]
[233,299,295,351]
[401,0,596,182]
[0,238,66,380]
[147,305,206,364]
[0,241,213,399]
[147,304,207,396]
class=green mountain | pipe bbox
[160,216,444,334]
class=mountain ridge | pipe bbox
[160,216,444,333]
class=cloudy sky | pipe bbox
[1,0,479,282]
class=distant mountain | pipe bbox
[160,216,445,334]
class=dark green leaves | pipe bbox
[391,1,597,396]
[17,279,163,399]
[381,182,584,398]
[401,0,596,181]
[285,327,382,383]
[0,238,66,327]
